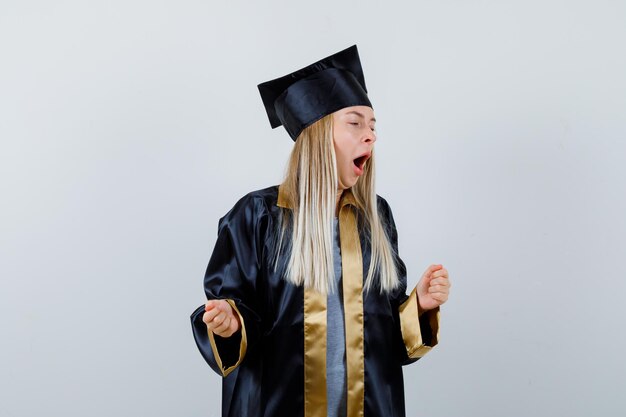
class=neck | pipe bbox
[335,189,344,217]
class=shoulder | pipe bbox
[376,193,390,210]
[375,193,399,232]
[375,193,393,218]
[233,185,279,213]
[245,184,280,206]
[219,185,279,226]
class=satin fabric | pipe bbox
[257,45,372,141]
[338,199,365,417]
[304,285,327,417]
[190,184,437,417]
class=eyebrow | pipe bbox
[345,110,376,123]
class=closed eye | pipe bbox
[348,121,376,132]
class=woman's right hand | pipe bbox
[203,299,241,338]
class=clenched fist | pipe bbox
[416,264,451,312]
[203,299,241,338]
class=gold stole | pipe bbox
[278,184,364,417]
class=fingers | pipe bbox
[421,264,450,306]
[427,264,443,275]
[431,267,448,279]
[423,264,443,283]
[428,271,450,303]
[205,299,227,312]
[430,277,451,287]
[202,310,217,327]
[203,304,223,323]
[203,299,239,338]
[212,314,232,335]
[428,272,451,293]
[203,310,234,337]
[429,292,448,303]
[428,284,448,293]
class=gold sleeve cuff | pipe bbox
[398,286,440,359]
[207,299,248,377]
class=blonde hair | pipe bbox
[272,114,401,295]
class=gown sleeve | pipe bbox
[190,193,267,377]
[378,196,440,366]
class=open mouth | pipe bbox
[353,153,371,170]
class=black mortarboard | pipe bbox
[258,44,372,141]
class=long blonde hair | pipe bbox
[272,114,401,295]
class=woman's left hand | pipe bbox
[416,264,451,312]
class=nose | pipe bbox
[363,127,376,144]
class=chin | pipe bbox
[339,173,359,190]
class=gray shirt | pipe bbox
[327,217,347,417]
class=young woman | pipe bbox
[191,45,451,417]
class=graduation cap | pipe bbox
[258,44,372,141]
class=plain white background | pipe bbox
[1,1,625,416]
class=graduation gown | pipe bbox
[190,184,440,417]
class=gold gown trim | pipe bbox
[339,200,365,417]
[399,286,440,358]
[207,299,248,377]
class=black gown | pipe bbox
[190,184,440,417]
